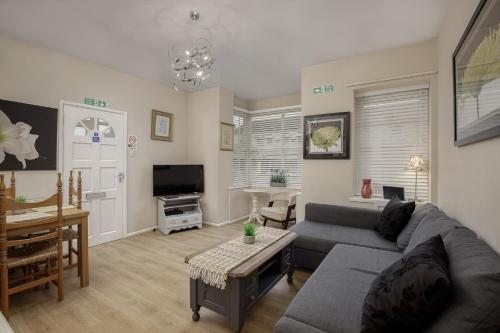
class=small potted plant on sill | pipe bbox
[243,223,257,244]
[270,168,288,187]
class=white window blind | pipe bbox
[232,110,250,187]
[354,87,430,201]
[232,108,302,189]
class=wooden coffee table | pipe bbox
[185,232,297,332]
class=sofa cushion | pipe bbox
[261,206,295,221]
[275,316,328,333]
[404,209,461,254]
[397,203,438,250]
[426,228,500,333]
[280,244,402,333]
[374,197,415,241]
[291,221,400,255]
[361,235,452,333]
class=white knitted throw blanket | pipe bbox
[187,226,290,289]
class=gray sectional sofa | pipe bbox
[275,203,500,333]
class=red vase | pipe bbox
[361,179,372,199]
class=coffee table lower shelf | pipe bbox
[189,240,295,332]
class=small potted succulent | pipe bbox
[243,223,257,244]
[270,168,288,187]
[13,195,27,215]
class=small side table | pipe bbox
[242,188,269,224]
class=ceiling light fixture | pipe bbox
[169,10,216,93]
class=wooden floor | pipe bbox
[9,222,310,333]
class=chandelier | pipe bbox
[169,10,216,92]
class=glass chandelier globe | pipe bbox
[168,11,216,92]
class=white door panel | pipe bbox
[62,102,126,247]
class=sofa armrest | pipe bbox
[304,203,381,230]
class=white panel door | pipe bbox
[62,102,126,247]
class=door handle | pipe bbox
[118,172,125,183]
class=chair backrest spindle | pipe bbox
[0,175,8,310]
[9,172,15,199]
[77,171,82,209]
[69,170,73,206]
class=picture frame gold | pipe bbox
[151,110,173,141]
[220,122,234,151]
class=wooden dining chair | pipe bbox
[64,171,82,273]
[5,172,15,199]
[261,192,297,230]
[0,173,64,319]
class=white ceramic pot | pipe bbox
[243,235,255,244]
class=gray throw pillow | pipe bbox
[404,209,460,255]
[426,228,500,333]
[397,203,438,250]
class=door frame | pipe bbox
[58,100,128,238]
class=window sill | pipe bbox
[349,196,428,206]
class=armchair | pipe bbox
[261,192,297,230]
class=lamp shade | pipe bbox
[406,154,426,171]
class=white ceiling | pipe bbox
[0,0,449,100]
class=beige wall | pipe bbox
[186,86,234,224]
[234,96,250,110]
[216,87,235,223]
[0,34,188,234]
[436,0,500,252]
[300,40,438,220]
[186,88,220,223]
[247,93,300,111]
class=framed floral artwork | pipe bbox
[151,110,173,141]
[303,112,350,159]
[0,99,57,170]
[220,122,234,151]
[453,0,500,146]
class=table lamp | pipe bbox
[406,154,427,202]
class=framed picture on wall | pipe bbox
[303,112,350,159]
[453,0,500,146]
[151,110,173,141]
[0,99,58,170]
[220,122,234,151]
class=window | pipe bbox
[232,111,250,187]
[73,117,115,138]
[354,87,429,201]
[232,108,302,189]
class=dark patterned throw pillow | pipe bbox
[361,235,452,333]
[374,197,415,241]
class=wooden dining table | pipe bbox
[6,206,90,288]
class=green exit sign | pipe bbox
[84,97,106,108]
[313,85,335,95]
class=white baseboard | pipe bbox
[204,214,249,227]
[126,226,157,237]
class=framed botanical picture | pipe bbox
[0,99,58,170]
[453,0,500,146]
[151,110,173,141]
[220,122,234,151]
[303,112,350,159]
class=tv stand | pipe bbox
[157,194,202,235]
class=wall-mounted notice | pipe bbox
[84,97,106,108]
[312,85,335,95]
[128,135,137,157]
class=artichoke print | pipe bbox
[0,110,39,169]
[311,126,341,152]
[459,24,500,119]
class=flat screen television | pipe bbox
[153,165,204,197]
